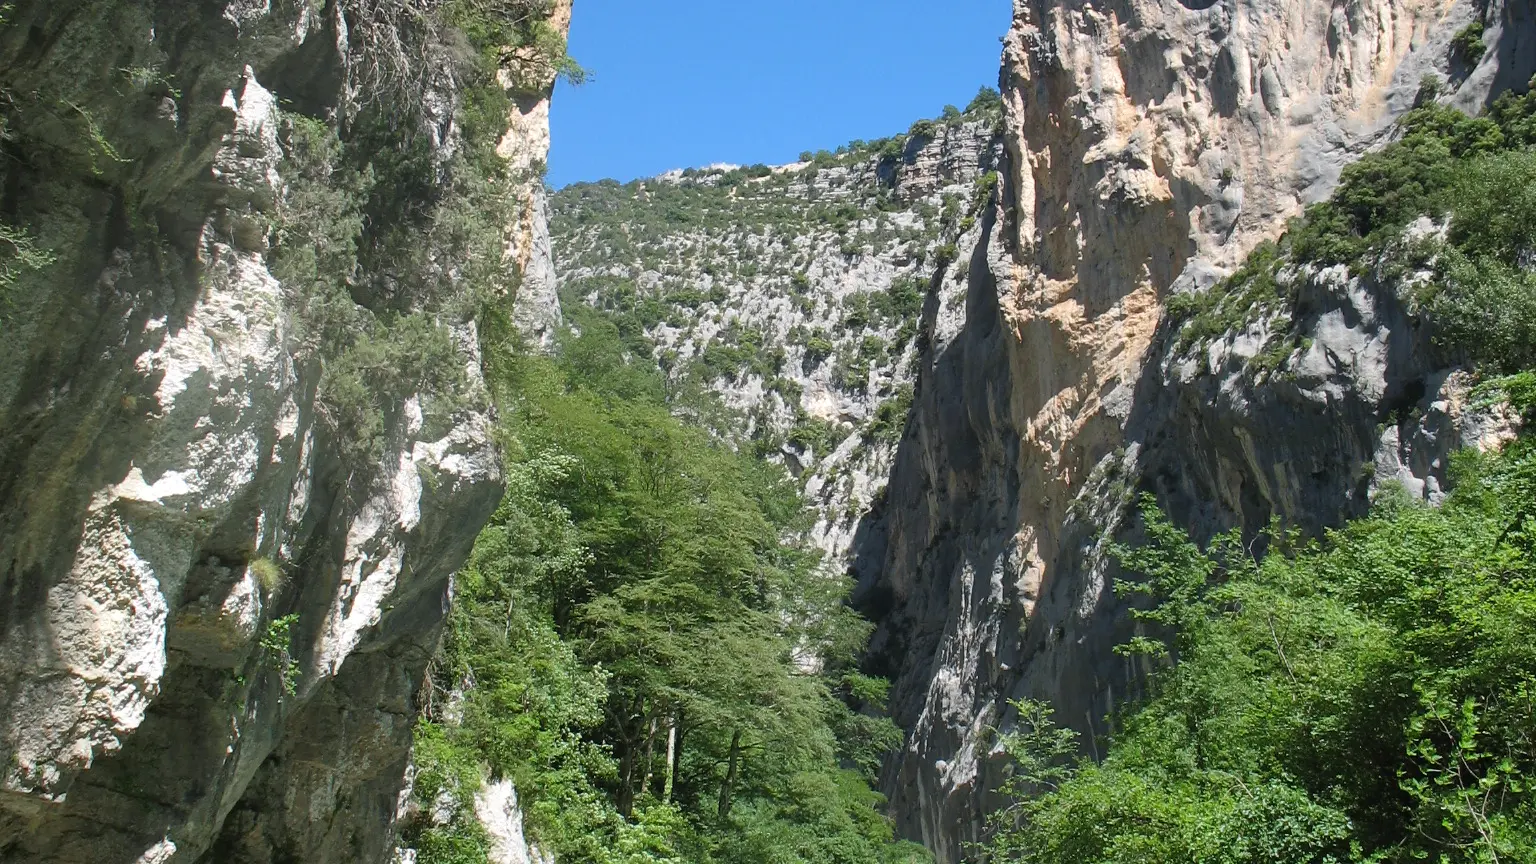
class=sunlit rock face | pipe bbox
[0,2,560,861]
[853,0,1536,859]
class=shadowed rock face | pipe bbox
[854,0,1536,859]
[0,2,560,861]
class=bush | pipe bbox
[1451,20,1487,65]
[788,414,845,454]
[0,222,55,316]
[317,313,466,466]
[867,385,913,444]
[874,278,925,323]
[985,466,1536,863]
[966,86,1003,116]
[803,335,835,369]
[1167,240,1285,351]
[1422,134,1536,371]
[1173,83,1536,359]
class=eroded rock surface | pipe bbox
[0,2,559,860]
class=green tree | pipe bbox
[985,470,1536,864]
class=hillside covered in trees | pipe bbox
[399,298,931,864]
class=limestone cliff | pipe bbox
[853,0,1536,860]
[0,2,563,861]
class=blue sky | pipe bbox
[547,0,1011,189]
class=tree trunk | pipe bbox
[616,694,643,820]
[669,713,689,806]
[717,728,741,819]
[640,712,659,796]
[662,709,679,804]
[618,741,635,819]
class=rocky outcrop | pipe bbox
[473,780,554,864]
[853,0,1536,860]
[502,3,569,350]
[0,2,561,861]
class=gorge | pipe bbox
[2,0,1536,862]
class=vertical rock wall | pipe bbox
[855,0,1536,859]
[0,2,562,861]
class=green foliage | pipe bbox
[970,171,1000,215]
[693,324,775,383]
[1419,147,1536,372]
[1451,21,1487,65]
[1166,241,1286,354]
[872,277,926,323]
[443,0,587,91]
[985,450,1536,862]
[0,221,55,309]
[1170,82,1536,368]
[318,312,466,466]
[1286,99,1521,268]
[409,315,922,863]
[835,356,871,391]
[789,414,846,455]
[1471,371,1536,418]
[966,86,1003,116]
[248,557,284,593]
[259,614,301,696]
[409,721,496,864]
[269,94,520,474]
[803,335,836,369]
[867,386,914,445]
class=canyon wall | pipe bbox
[854,0,1536,859]
[0,2,563,861]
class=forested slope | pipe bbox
[549,95,1004,562]
[399,302,931,864]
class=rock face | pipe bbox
[473,780,554,864]
[0,2,560,861]
[552,115,1004,564]
[853,0,1536,860]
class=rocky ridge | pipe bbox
[551,107,1004,562]
[0,2,564,861]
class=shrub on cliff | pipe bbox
[1008,80,1536,864]
[1169,81,1536,372]
[1421,147,1536,372]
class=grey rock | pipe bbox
[0,1,559,861]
